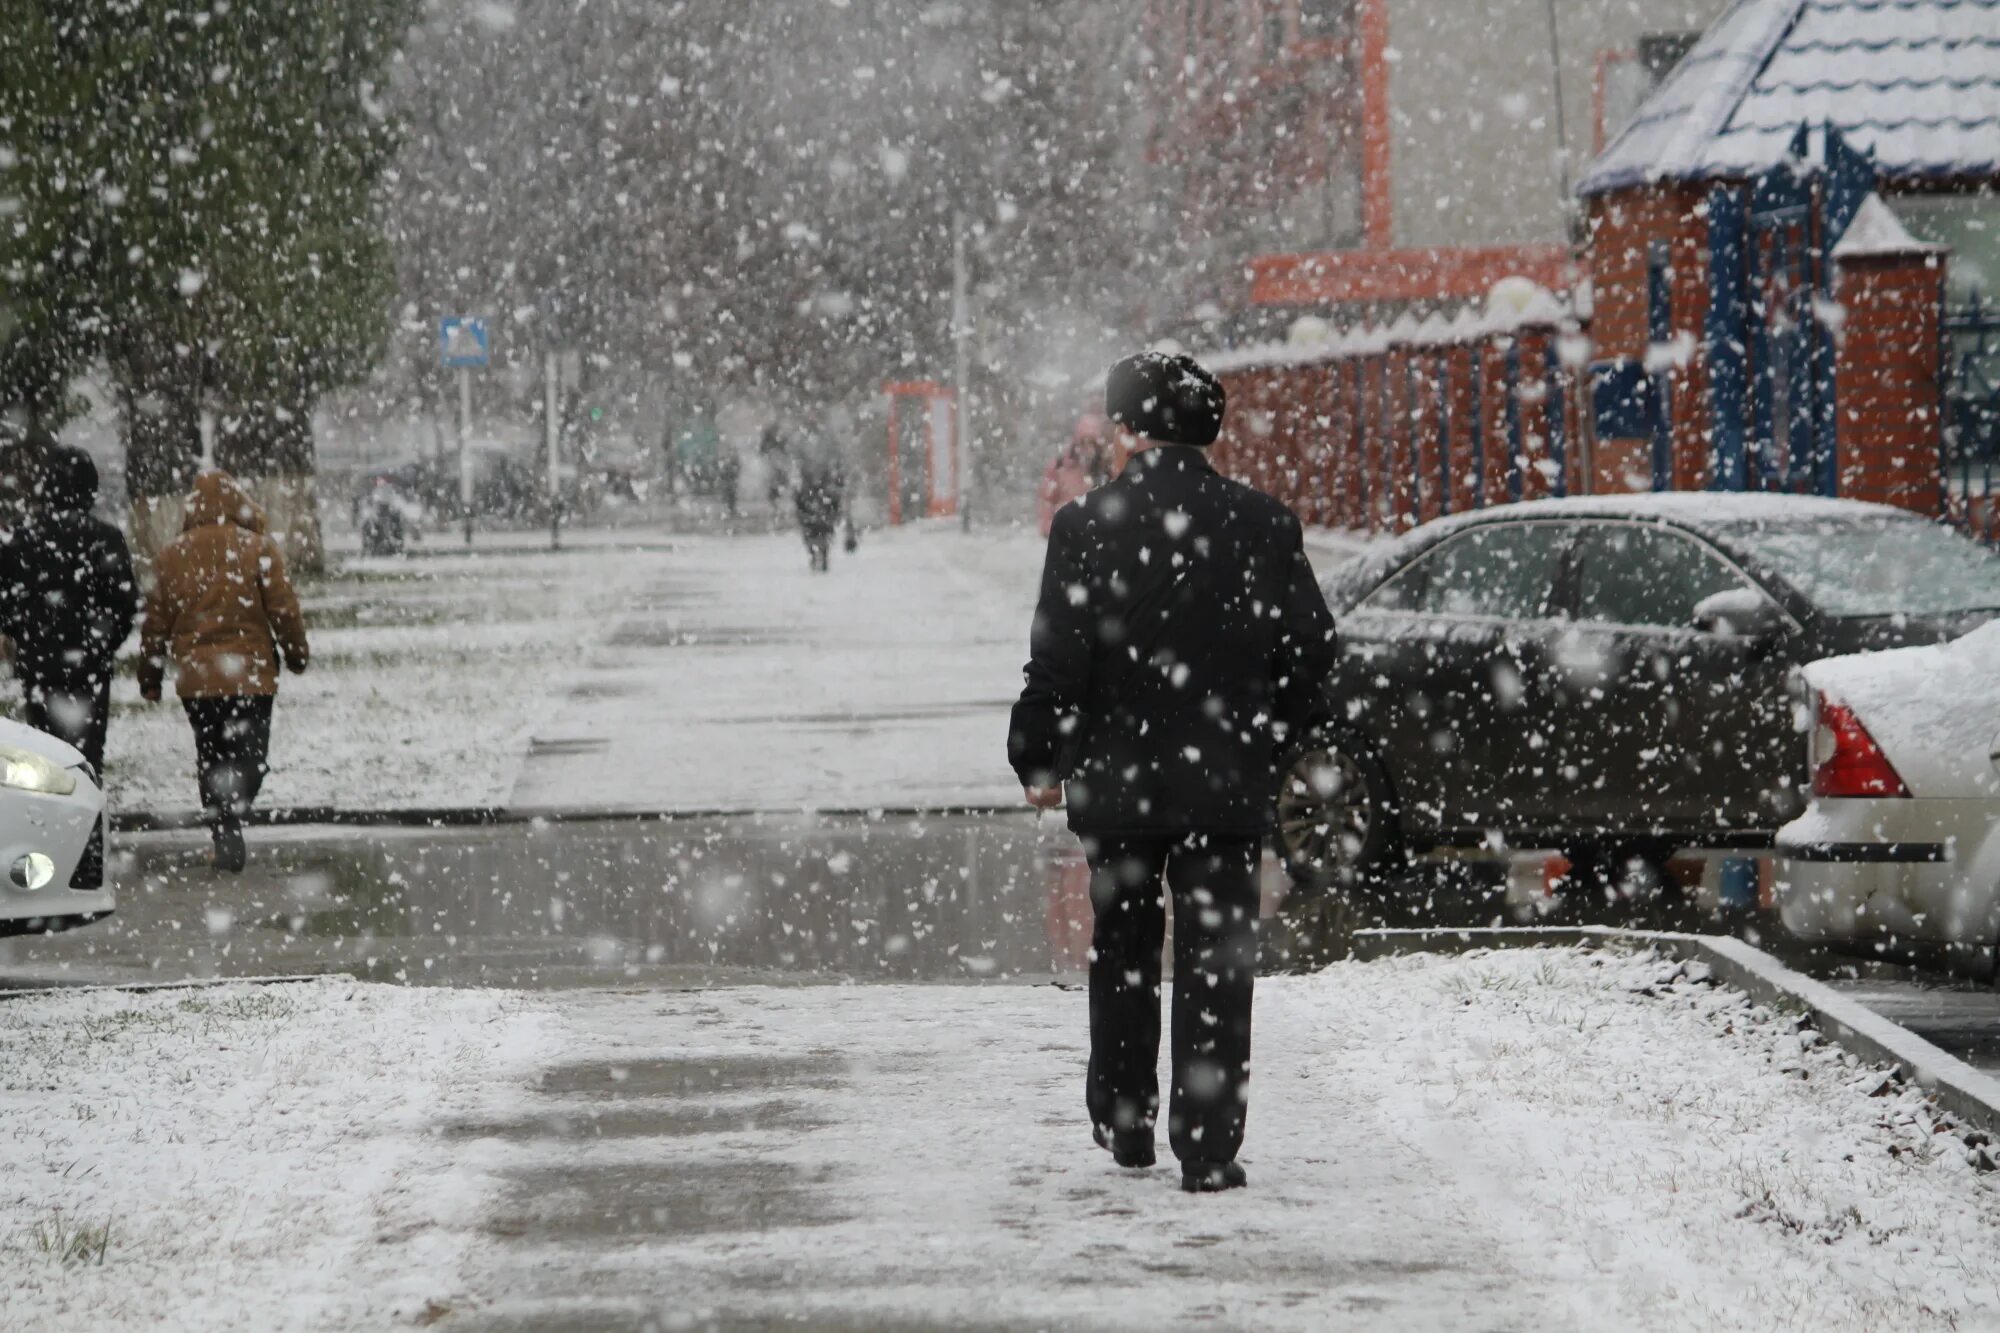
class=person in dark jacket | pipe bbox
[0,444,139,773]
[794,447,847,573]
[1009,351,1338,1193]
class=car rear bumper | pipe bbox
[1777,840,1951,863]
[1776,798,2000,946]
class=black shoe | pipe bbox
[1180,1161,1247,1193]
[1092,1125,1156,1169]
[211,821,246,875]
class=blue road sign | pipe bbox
[439,317,490,368]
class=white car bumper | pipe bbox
[0,766,111,933]
[1777,797,2000,946]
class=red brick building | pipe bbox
[1578,0,2000,516]
[1184,0,2000,538]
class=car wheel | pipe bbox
[1275,738,1403,896]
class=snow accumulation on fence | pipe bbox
[7,947,2000,1331]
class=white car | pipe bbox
[1777,619,2000,958]
[0,717,111,936]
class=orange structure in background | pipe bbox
[882,381,959,526]
[1248,245,1577,308]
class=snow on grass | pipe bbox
[0,978,562,1331]
[450,947,2000,1330]
[85,543,670,815]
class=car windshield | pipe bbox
[1722,518,2000,618]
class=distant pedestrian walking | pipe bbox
[794,449,847,573]
[1009,352,1338,1193]
[0,445,138,775]
[138,471,309,873]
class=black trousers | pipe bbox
[1082,833,1260,1165]
[24,676,111,775]
[183,696,274,827]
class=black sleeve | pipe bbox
[1272,516,1339,749]
[1008,506,1094,789]
[92,524,139,655]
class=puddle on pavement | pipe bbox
[540,1055,844,1098]
[0,810,1506,990]
[485,1161,849,1241]
[467,1308,1050,1333]
[449,1101,827,1142]
[0,813,1126,988]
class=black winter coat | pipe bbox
[1008,446,1339,837]
[0,491,138,692]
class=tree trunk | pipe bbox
[217,402,325,577]
[115,346,204,569]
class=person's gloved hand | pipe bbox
[1023,786,1063,811]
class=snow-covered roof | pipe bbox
[1578,0,2000,196]
[1832,192,1949,256]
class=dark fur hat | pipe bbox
[1104,352,1225,447]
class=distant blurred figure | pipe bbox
[717,449,742,519]
[358,478,409,556]
[759,424,791,510]
[1037,413,1111,537]
[794,446,847,573]
[138,471,309,873]
[0,444,138,773]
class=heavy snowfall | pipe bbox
[4,0,2000,1329]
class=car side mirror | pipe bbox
[1693,588,1784,640]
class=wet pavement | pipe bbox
[9,810,1998,1081]
[0,812,1303,990]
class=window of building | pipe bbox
[1265,2,1288,60]
[1300,0,1356,41]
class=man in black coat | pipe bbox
[0,444,139,772]
[1009,351,1338,1193]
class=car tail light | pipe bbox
[1811,695,1909,799]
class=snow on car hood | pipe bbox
[1805,620,2000,799]
[0,714,87,771]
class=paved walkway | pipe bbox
[507,523,1045,816]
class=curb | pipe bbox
[108,803,1032,834]
[0,972,348,1003]
[1356,925,2000,1139]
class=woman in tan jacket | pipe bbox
[139,470,309,872]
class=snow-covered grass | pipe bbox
[446,946,2000,1330]
[0,978,562,1331]
[78,541,669,815]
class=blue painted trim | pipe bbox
[1648,243,1675,492]
[1707,183,1750,491]
[1436,352,1453,517]
[1504,342,1525,504]
[1469,354,1486,510]
[1406,356,1423,527]
[1546,351,1568,499]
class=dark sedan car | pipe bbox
[1279,494,2000,895]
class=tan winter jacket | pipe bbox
[138,471,309,700]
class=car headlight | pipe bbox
[0,745,76,796]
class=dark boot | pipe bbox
[1180,1161,1247,1193]
[1093,1124,1156,1169]
[211,817,246,874]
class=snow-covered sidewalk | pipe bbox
[0,978,562,1330]
[11,949,1998,1331]
[505,521,1049,813]
[80,541,670,815]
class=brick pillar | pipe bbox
[1834,249,1948,515]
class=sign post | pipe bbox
[544,350,561,549]
[439,316,490,545]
